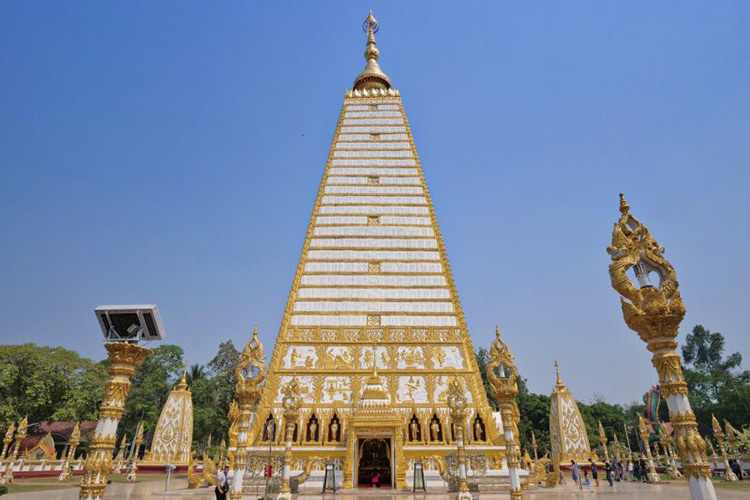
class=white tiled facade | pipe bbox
[290,96,462,329]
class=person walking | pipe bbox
[215,465,229,500]
[639,458,648,482]
[571,461,581,489]
[604,460,614,487]
[628,459,634,481]
[588,458,599,487]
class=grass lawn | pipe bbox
[713,480,750,489]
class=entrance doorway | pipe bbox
[357,438,392,488]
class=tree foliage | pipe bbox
[681,325,750,433]
[0,344,108,424]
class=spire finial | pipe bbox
[554,360,565,390]
[177,362,188,390]
[619,193,630,214]
[353,11,391,91]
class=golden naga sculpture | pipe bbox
[1,422,15,460]
[711,414,737,481]
[226,400,240,468]
[187,451,203,489]
[607,194,717,499]
[202,456,218,486]
[485,327,523,499]
[229,326,266,500]
[12,416,28,460]
[235,326,266,397]
[598,421,609,461]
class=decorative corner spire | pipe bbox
[618,192,630,215]
[554,360,565,390]
[176,362,188,390]
[353,10,392,91]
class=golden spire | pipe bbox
[176,362,188,390]
[353,10,391,91]
[619,192,630,214]
[554,360,565,391]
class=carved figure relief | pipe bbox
[283,345,318,370]
[322,346,354,370]
[396,376,428,404]
[395,346,425,369]
[275,375,314,404]
[432,346,464,370]
[321,376,353,404]
[358,346,389,370]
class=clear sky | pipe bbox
[1,1,748,405]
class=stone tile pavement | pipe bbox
[4,477,748,500]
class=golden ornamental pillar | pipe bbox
[598,421,609,461]
[446,375,472,500]
[59,422,82,481]
[531,431,538,463]
[637,415,661,482]
[126,421,144,482]
[79,342,150,500]
[613,433,621,461]
[711,415,737,481]
[486,327,523,500]
[277,377,301,500]
[607,194,717,500]
[12,416,28,460]
[659,424,682,479]
[229,327,266,500]
[1,422,14,460]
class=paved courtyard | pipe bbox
[4,477,749,500]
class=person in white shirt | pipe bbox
[215,465,229,500]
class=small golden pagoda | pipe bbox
[549,362,592,465]
[142,368,193,465]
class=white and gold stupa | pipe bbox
[143,369,193,466]
[549,362,592,465]
[247,11,503,489]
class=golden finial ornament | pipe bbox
[554,360,565,391]
[485,326,523,500]
[353,10,391,91]
[607,193,718,494]
[229,326,266,500]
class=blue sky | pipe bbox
[1,1,748,404]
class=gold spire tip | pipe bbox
[353,10,391,91]
[618,193,630,214]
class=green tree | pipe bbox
[578,398,630,455]
[187,364,207,386]
[681,325,750,433]
[120,344,184,440]
[0,344,108,424]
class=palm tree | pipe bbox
[187,364,207,385]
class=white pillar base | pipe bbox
[457,492,473,500]
[648,472,662,483]
[688,475,719,500]
[276,492,293,500]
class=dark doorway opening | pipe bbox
[357,438,391,488]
